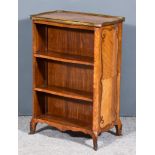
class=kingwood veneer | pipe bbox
[29,10,125,150]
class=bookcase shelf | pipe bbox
[36,114,92,131]
[34,51,94,66]
[34,85,93,102]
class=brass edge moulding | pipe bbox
[30,10,125,27]
[32,17,100,27]
[30,10,125,21]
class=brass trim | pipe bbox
[30,10,125,28]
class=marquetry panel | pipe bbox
[99,25,119,129]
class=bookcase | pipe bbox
[29,10,125,150]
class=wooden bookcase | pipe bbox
[29,10,125,150]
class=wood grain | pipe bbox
[47,60,93,93]
[93,28,102,134]
[47,26,94,57]
[115,23,123,134]
[99,25,118,130]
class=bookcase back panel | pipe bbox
[48,61,93,93]
[47,26,94,57]
[46,94,92,125]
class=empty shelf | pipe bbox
[36,114,92,131]
[34,85,93,102]
[34,51,94,66]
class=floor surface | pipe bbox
[18,116,136,155]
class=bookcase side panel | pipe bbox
[32,22,48,117]
[99,24,121,130]
[116,23,123,124]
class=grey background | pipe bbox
[18,0,136,116]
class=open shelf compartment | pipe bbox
[33,92,93,130]
[33,24,94,66]
[33,23,94,130]
[34,58,93,101]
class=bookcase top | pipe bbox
[31,10,125,27]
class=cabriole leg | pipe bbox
[115,119,122,136]
[92,132,98,151]
[29,119,37,134]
